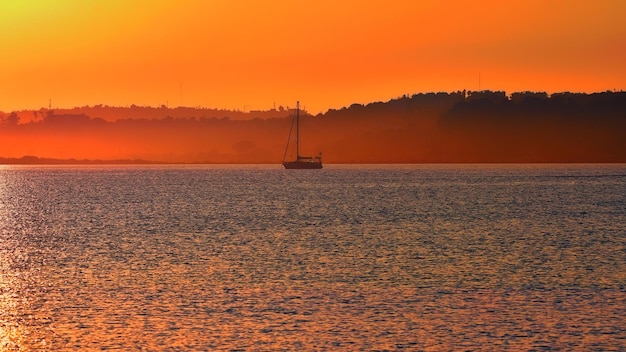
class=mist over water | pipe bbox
[1,164,625,350]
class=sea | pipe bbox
[0,164,624,351]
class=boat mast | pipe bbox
[296,101,300,160]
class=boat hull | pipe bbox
[282,161,323,169]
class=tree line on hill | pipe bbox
[1,91,625,163]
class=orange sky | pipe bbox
[1,0,625,114]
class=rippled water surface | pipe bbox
[1,164,625,350]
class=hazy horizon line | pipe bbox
[2,155,625,166]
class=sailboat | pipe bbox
[282,101,322,169]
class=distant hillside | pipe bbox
[0,156,158,165]
[1,91,625,163]
[8,104,294,124]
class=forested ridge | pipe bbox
[1,91,625,163]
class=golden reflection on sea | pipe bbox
[0,248,27,349]
[0,164,624,349]
[1,170,21,349]
[0,286,23,349]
